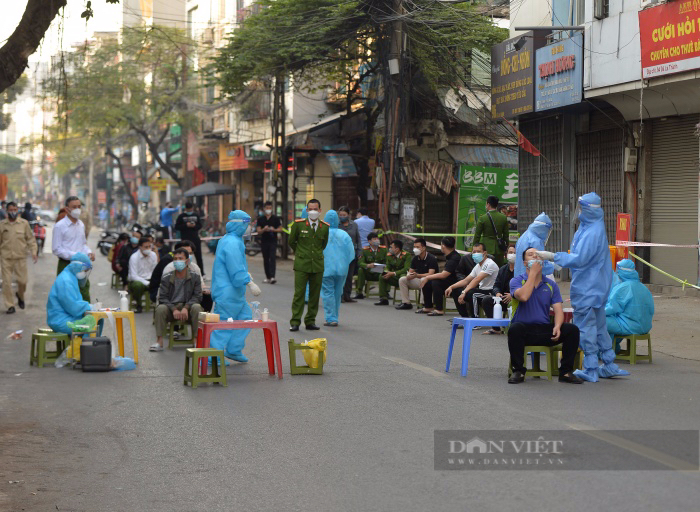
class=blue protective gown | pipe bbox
[211,210,252,359]
[553,192,627,380]
[46,253,92,334]
[514,212,555,277]
[321,210,356,324]
[606,259,654,336]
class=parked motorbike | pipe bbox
[97,229,120,256]
[29,219,46,256]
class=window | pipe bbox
[187,7,197,40]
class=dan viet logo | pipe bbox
[445,436,564,467]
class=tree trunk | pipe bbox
[0,0,67,93]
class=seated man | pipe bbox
[418,236,461,316]
[395,238,439,311]
[46,253,92,334]
[507,248,583,384]
[150,240,202,302]
[445,243,499,318]
[151,248,203,352]
[606,259,654,341]
[354,231,387,299]
[481,245,516,334]
[117,229,142,287]
[128,237,158,313]
[375,240,411,306]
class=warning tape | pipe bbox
[616,240,700,249]
[627,252,700,291]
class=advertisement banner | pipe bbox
[148,178,175,192]
[457,165,519,249]
[639,1,700,78]
[535,34,583,112]
[491,31,546,120]
[219,143,247,171]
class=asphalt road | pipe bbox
[1,227,699,511]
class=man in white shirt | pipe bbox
[52,196,94,301]
[445,243,500,318]
[354,208,375,249]
[128,237,158,312]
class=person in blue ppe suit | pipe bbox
[606,259,654,339]
[321,210,355,326]
[210,210,261,363]
[514,212,555,277]
[46,252,92,334]
[538,193,630,382]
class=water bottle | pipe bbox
[493,296,503,319]
[118,290,129,312]
[507,305,513,319]
[251,301,261,321]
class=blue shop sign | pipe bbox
[535,34,583,112]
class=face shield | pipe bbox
[76,264,92,283]
[532,220,553,245]
[576,196,601,220]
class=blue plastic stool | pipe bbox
[446,317,511,377]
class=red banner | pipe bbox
[639,1,700,78]
[616,213,632,259]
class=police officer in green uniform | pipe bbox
[289,199,329,331]
[473,195,510,267]
[354,231,388,299]
[374,239,412,305]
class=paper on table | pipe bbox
[370,263,385,273]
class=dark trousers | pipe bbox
[261,239,277,279]
[450,286,469,317]
[431,279,455,311]
[482,295,507,330]
[343,259,357,299]
[508,322,580,375]
[465,288,493,317]
[421,280,434,309]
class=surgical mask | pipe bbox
[173,260,187,271]
[8,211,17,219]
[339,215,348,223]
[130,237,139,245]
[70,208,82,219]
[413,248,421,256]
[507,254,516,264]
[370,239,379,247]
[141,249,151,256]
[76,268,91,281]
[528,259,540,269]
[307,210,320,221]
[472,252,484,263]
[264,209,272,216]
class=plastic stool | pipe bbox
[168,320,194,349]
[184,348,228,388]
[130,293,152,312]
[364,280,380,298]
[508,345,561,381]
[111,273,119,290]
[614,333,652,364]
[288,340,325,375]
[31,330,70,367]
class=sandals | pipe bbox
[482,329,503,335]
[427,311,444,317]
[415,308,431,314]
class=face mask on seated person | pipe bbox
[173,260,187,271]
[130,237,139,245]
[413,248,421,256]
[472,253,484,264]
[507,253,516,264]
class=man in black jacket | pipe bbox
[175,202,204,275]
[482,245,516,334]
[117,229,142,287]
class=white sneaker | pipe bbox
[149,343,164,352]
[270,278,277,284]
[263,278,270,283]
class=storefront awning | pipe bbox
[445,145,518,168]
[287,111,347,149]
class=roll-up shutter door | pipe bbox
[650,115,699,287]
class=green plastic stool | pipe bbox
[184,348,228,388]
[391,287,421,305]
[31,330,70,367]
[288,339,325,375]
[508,344,562,381]
[168,321,194,349]
[111,273,119,290]
[364,279,380,298]
[614,333,652,364]
[549,346,584,376]
[130,293,152,312]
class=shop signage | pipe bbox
[219,143,247,171]
[491,31,541,120]
[457,165,519,249]
[639,1,700,78]
[148,178,175,191]
[535,34,583,111]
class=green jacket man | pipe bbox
[375,240,412,305]
[288,199,329,331]
[354,231,388,299]
[473,195,510,266]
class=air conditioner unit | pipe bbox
[202,27,214,45]
[594,0,609,20]
[640,0,665,10]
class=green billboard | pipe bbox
[457,165,519,250]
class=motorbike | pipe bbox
[97,229,120,256]
[29,220,46,256]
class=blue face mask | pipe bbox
[528,259,540,269]
[472,252,484,263]
[173,260,187,271]
[130,237,139,245]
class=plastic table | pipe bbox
[87,310,139,363]
[196,320,283,379]
[446,318,511,377]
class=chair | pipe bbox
[168,320,194,349]
[613,333,652,364]
[110,273,119,290]
[184,348,228,388]
[30,330,70,367]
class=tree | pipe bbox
[0,75,29,131]
[0,0,120,94]
[43,24,198,186]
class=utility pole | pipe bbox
[279,74,289,258]
[88,154,94,218]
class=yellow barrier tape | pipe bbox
[628,252,700,291]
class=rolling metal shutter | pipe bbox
[650,116,699,287]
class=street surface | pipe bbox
[1,226,699,511]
